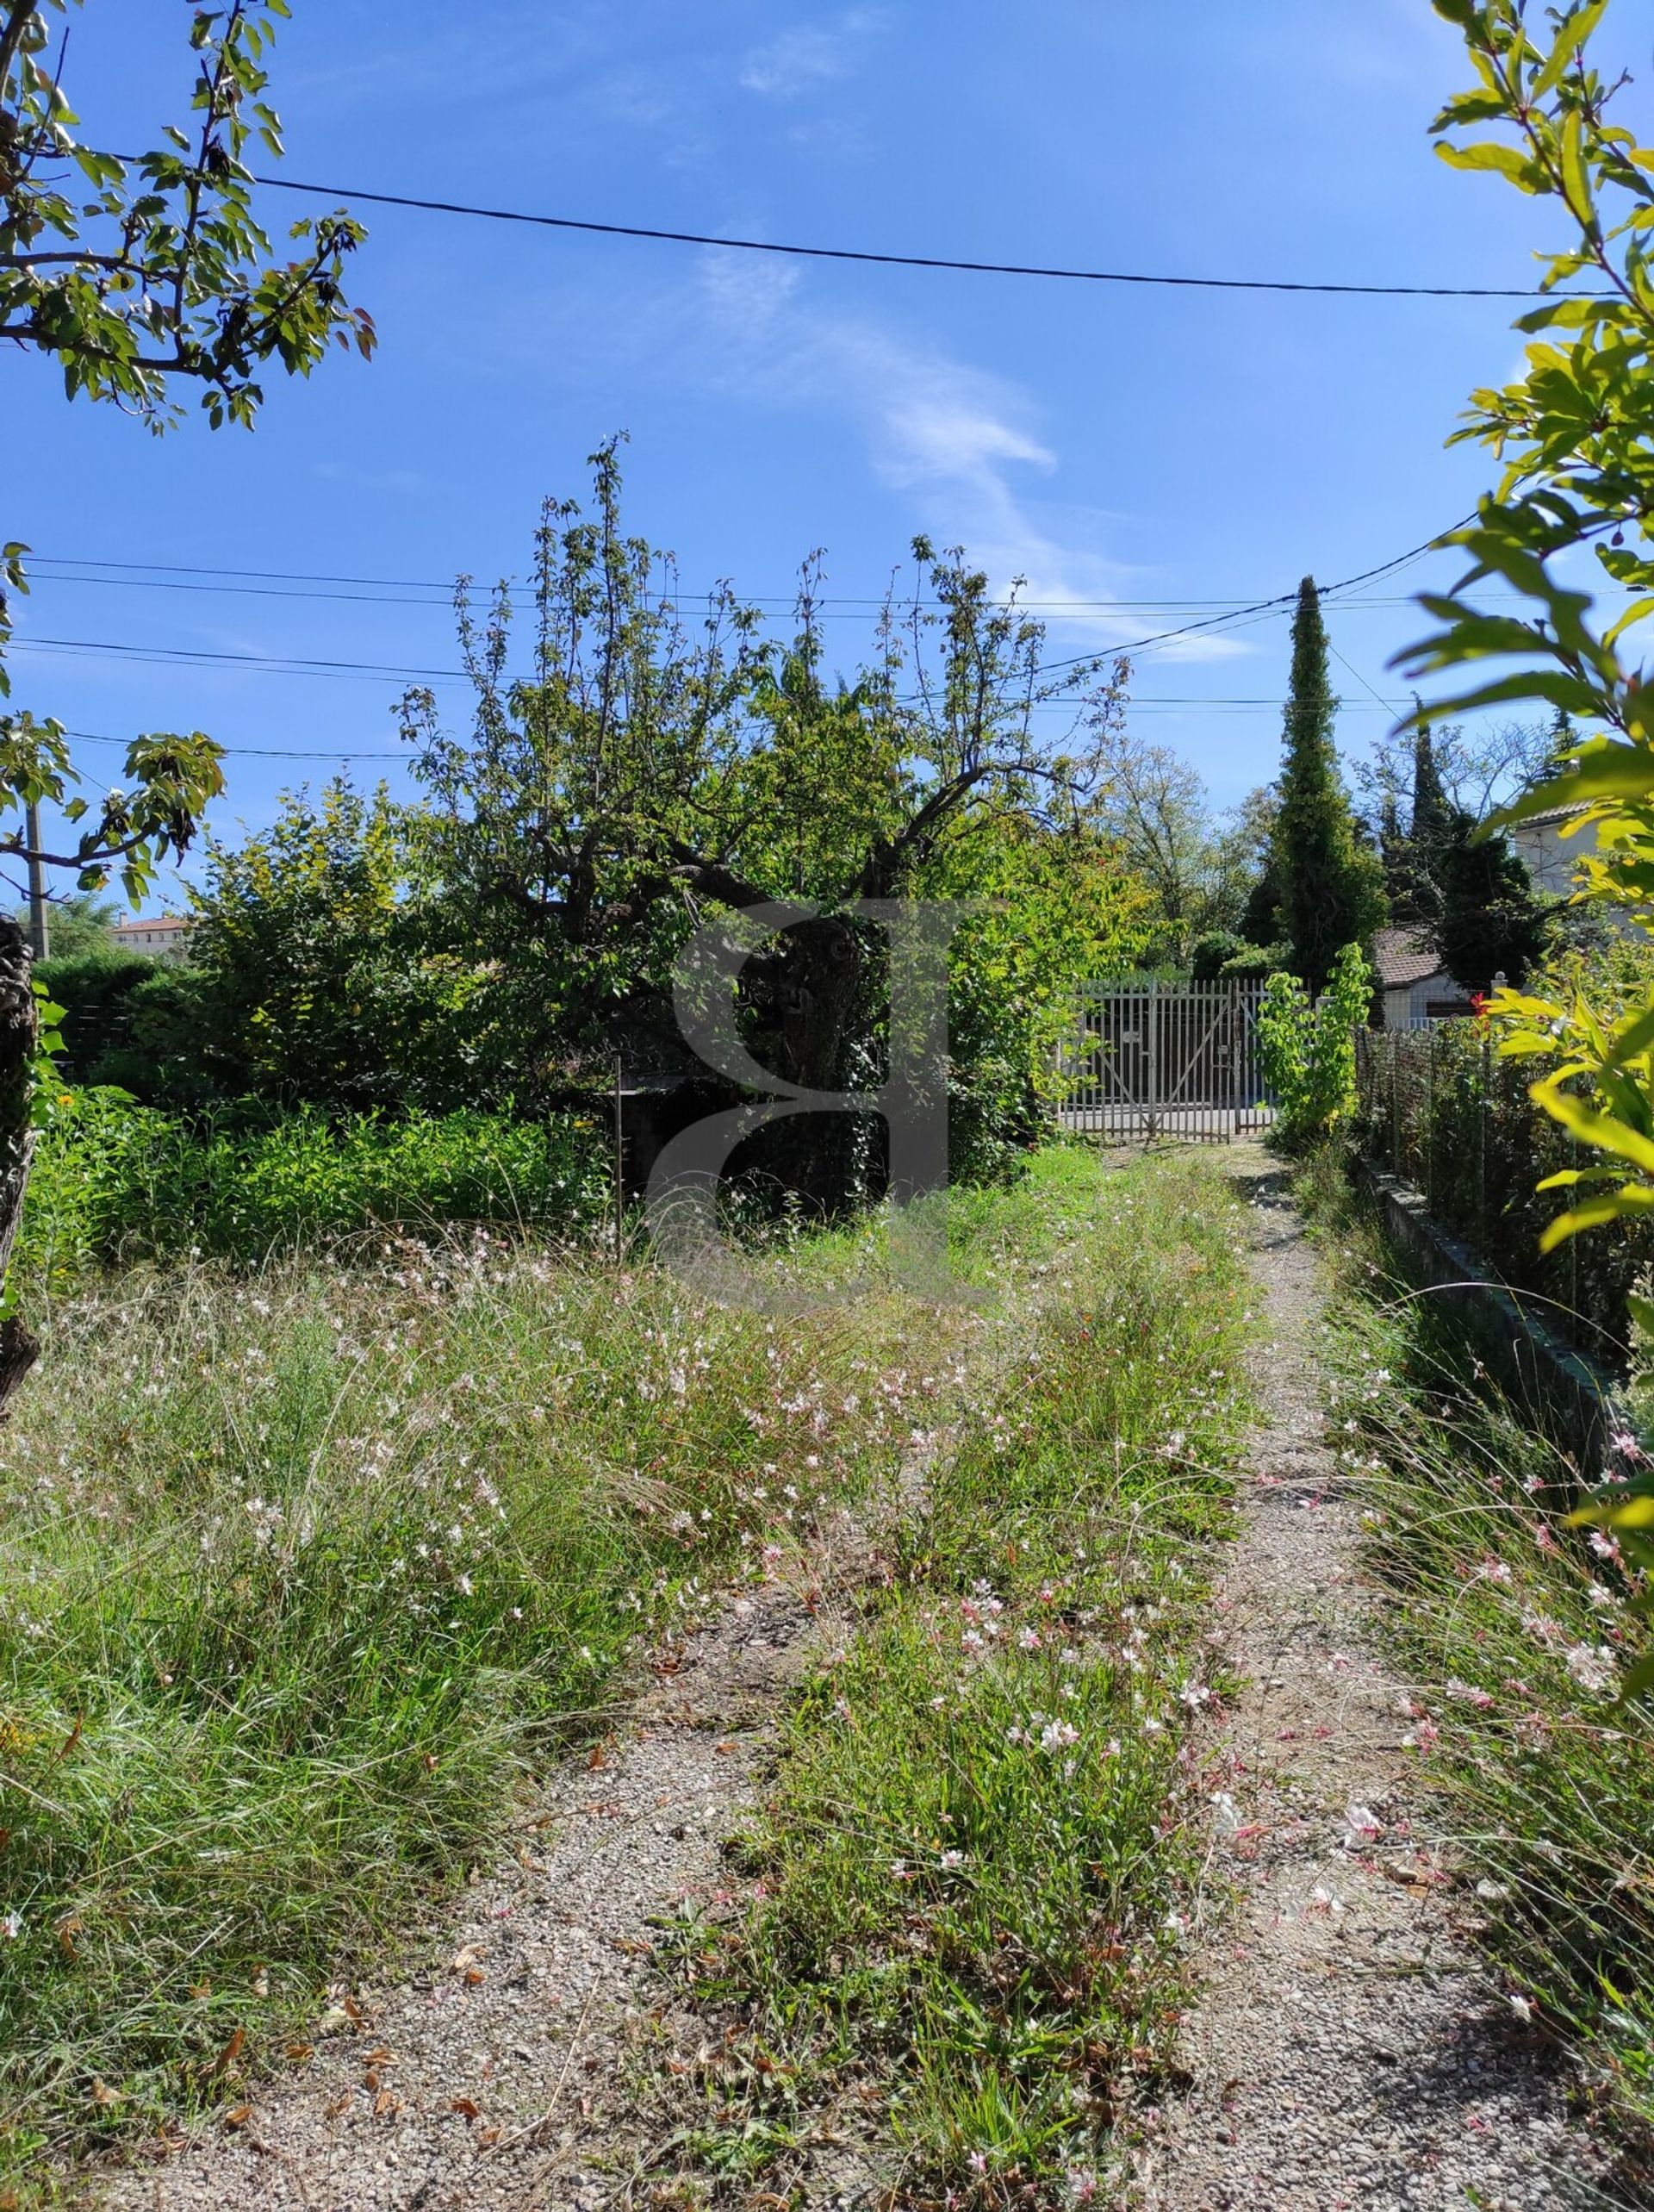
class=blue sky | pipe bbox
[6,0,1602,904]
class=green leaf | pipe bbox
[1529,0,1610,100]
[1560,106,1594,224]
[1436,140,1546,190]
[1537,1186,1654,1249]
[1600,998,1654,1073]
[1483,748,1654,837]
[1531,1075,1654,1174]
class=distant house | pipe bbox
[1507,803,1615,905]
[110,913,194,961]
[1373,925,1473,1031]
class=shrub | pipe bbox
[33,953,161,1081]
[16,1093,612,1287]
[1257,941,1371,1149]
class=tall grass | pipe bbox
[654,1152,1251,2207]
[1301,1156,1654,2158]
[0,1154,1097,2181]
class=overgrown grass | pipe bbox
[0,1151,1097,2185]
[1299,1150,1654,2159]
[651,1151,1251,2209]
[18,1088,612,1286]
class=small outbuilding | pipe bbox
[1372,925,1474,1030]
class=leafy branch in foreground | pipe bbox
[1,0,374,432]
[1396,0,1654,1667]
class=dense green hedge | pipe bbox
[18,1091,612,1283]
[34,953,163,1081]
[1353,1020,1654,1368]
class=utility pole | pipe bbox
[23,801,48,963]
[612,1053,625,1264]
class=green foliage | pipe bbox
[15,1092,612,1283]
[105,453,1147,1207]
[1257,941,1373,1148]
[917,811,1153,1181]
[1436,806,1551,991]
[1398,2,1654,1283]
[1380,713,1454,929]
[33,952,160,1080]
[1,1,374,432]
[653,1151,1248,2207]
[1299,1179,1654,2140]
[1352,1015,1654,1363]
[0,1162,1086,2166]
[169,780,497,1112]
[1191,929,1245,981]
[0,708,225,904]
[16,893,118,961]
[400,446,1130,1150]
[1273,579,1388,991]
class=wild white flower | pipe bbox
[1565,1642,1618,1696]
[2,1910,21,1941]
[1178,1683,1211,1711]
[1040,1719,1080,1752]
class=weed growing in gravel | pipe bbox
[0,1161,1092,2182]
[653,1152,1250,2209]
[1307,1168,1654,2158]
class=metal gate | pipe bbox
[1054,980,1273,1143]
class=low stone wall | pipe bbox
[1354,1157,1630,1481]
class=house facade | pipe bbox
[1372,925,1474,1031]
[111,914,194,960]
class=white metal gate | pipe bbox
[1055,980,1273,1143]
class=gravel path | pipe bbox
[85,1480,917,2212]
[82,1155,1648,2211]
[1138,1148,1637,2212]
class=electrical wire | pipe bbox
[246,169,1590,302]
[10,525,1466,686]
[1035,520,1464,671]
[22,557,1530,618]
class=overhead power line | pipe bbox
[247,170,1586,302]
[25,554,1527,618]
[1035,520,1467,671]
[16,522,1468,684]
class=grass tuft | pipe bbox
[650,1150,1252,2209]
[0,1158,1098,2184]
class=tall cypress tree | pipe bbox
[1272,576,1388,991]
[1410,706,1453,851]
[1383,707,1451,929]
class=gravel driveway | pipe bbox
[1136,1149,1640,2212]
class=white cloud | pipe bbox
[738,11,885,99]
[690,256,1246,661]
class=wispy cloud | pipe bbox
[738,10,885,99]
[692,251,1245,661]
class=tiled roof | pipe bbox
[1373,925,1446,988]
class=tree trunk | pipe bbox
[0,918,40,1411]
